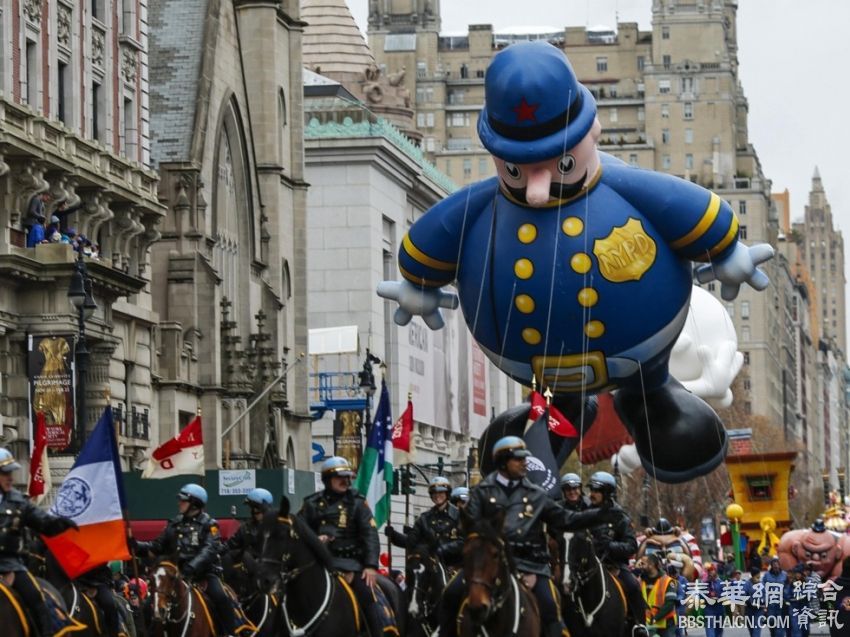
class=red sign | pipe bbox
[472,343,487,416]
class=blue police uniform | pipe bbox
[763,568,791,637]
[704,576,727,637]
[744,576,767,637]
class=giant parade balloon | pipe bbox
[378,41,773,483]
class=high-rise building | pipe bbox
[368,0,783,424]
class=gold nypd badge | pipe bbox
[593,218,657,283]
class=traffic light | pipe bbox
[401,466,415,495]
[391,469,400,495]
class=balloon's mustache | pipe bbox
[502,172,587,204]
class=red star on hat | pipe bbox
[513,97,539,123]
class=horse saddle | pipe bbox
[191,582,257,636]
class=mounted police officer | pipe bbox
[437,437,611,637]
[586,471,648,637]
[0,447,82,637]
[132,483,252,636]
[298,456,385,637]
[225,488,272,564]
[558,472,589,511]
[450,486,469,510]
[386,476,463,567]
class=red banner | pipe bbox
[392,400,413,452]
[472,343,487,416]
[527,391,578,438]
[29,411,48,498]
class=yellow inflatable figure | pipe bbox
[756,517,780,558]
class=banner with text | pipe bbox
[333,410,363,472]
[28,334,76,453]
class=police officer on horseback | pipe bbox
[299,456,386,637]
[225,488,272,563]
[386,476,463,567]
[437,437,611,637]
[133,483,252,636]
[586,471,648,637]
[0,447,82,637]
[450,486,469,510]
[558,473,589,511]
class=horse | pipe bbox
[258,497,406,637]
[0,574,88,637]
[457,510,540,637]
[405,548,448,637]
[222,551,278,636]
[561,531,630,637]
[150,561,216,637]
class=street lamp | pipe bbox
[67,250,97,452]
[726,502,745,572]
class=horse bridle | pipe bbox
[465,533,519,626]
[408,553,447,622]
[154,565,194,637]
[566,540,609,627]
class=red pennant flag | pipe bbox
[527,391,578,438]
[392,400,413,452]
[142,416,204,478]
[29,411,49,500]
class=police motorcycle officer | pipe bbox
[225,488,272,564]
[450,487,469,510]
[0,447,83,637]
[132,484,252,636]
[437,437,613,637]
[585,471,648,637]
[298,457,387,637]
[386,476,463,567]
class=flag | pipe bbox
[141,416,204,479]
[43,407,131,579]
[527,391,578,438]
[28,410,51,504]
[354,381,394,527]
[523,406,560,496]
[392,399,413,452]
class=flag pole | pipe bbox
[383,366,392,574]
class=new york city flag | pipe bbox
[354,380,394,527]
[44,407,131,578]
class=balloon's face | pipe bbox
[493,118,602,207]
[798,532,841,577]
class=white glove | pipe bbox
[376,279,459,330]
[695,241,774,301]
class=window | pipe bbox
[746,476,773,501]
[460,64,468,79]
[659,79,671,94]
[708,282,715,291]
[58,61,69,124]
[448,113,470,127]
[596,57,608,73]
[739,200,747,215]
[741,326,751,341]
[661,129,670,144]
[123,96,136,159]
[684,128,693,144]
[662,26,670,39]
[448,90,465,105]
[92,81,103,141]
[744,402,752,415]
[740,225,748,240]
[662,154,671,170]
[609,108,618,123]
[726,303,734,318]
[426,112,434,127]
[609,87,617,98]
[479,158,488,174]
[463,159,472,178]
[121,0,136,35]
[628,153,638,167]
[637,107,645,122]
[685,154,694,170]
[24,39,38,108]
[743,351,750,365]
[663,54,671,70]
[426,137,435,152]
[417,113,425,128]
[683,102,694,119]
[741,301,750,319]
[681,77,694,94]
[743,378,751,391]
[661,104,670,118]
[637,56,645,71]
[416,62,427,78]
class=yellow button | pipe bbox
[517,224,537,244]
[585,320,605,338]
[577,288,599,307]
[514,258,534,279]
[562,217,584,237]
[571,253,592,274]
[522,328,542,345]
[515,295,535,314]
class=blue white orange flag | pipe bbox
[354,380,394,527]
[43,407,131,579]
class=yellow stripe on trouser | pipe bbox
[547,578,571,637]
[337,575,362,633]
[0,581,30,637]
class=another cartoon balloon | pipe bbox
[776,518,850,579]
[378,41,774,483]
[611,443,642,475]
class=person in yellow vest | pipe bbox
[639,553,679,637]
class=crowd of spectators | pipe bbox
[24,192,99,257]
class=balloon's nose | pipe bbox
[525,167,552,207]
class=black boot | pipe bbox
[543,621,570,637]
[614,377,727,483]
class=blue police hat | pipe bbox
[477,41,597,164]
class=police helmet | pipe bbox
[428,476,451,494]
[560,473,582,489]
[177,483,208,507]
[244,487,273,510]
[492,436,532,466]
[588,471,617,495]
[0,448,21,473]
[450,486,470,503]
[321,456,355,481]
[653,517,674,535]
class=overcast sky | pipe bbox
[347,0,850,236]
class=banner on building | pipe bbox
[333,410,363,472]
[28,335,76,453]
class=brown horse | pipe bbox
[458,511,540,637]
[151,561,215,637]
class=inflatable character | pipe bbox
[378,41,774,483]
[756,517,781,558]
[636,518,702,580]
[776,518,850,579]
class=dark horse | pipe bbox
[405,548,448,637]
[222,552,278,636]
[562,531,630,637]
[0,575,88,637]
[259,497,406,637]
[457,510,540,637]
